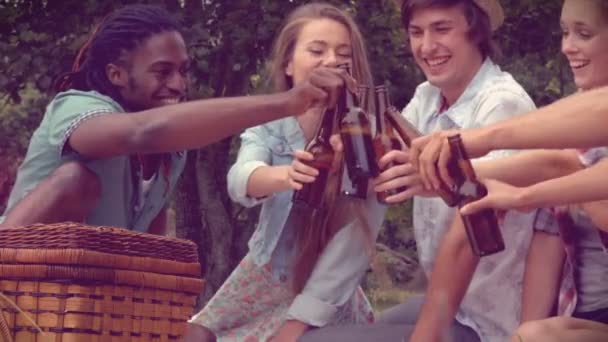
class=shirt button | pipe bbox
[276,144,284,153]
[279,274,288,283]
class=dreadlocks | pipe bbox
[54,5,181,103]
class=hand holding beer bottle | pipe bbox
[292,105,337,208]
[383,104,460,206]
[448,134,505,256]
[373,85,407,204]
[341,85,371,199]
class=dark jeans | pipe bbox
[299,296,481,342]
[574,307,608,324]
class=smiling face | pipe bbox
[109,30,190,111]
[561,0,608,91]
[408,4,484,99]
[285,18,353,86]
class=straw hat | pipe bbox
[474,0,504,31]
[395,0,505,31]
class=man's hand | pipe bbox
[285,67,356,115]
[409,130,458,191]
[373,150,434,204]
[410,128,492,191]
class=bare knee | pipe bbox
[50,161,101,205]
[182,323,217,342]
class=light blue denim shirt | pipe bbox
[402,58,537,342]
[227,115,387,326]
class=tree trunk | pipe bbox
[174,151,209,308]
[192,138,239,304]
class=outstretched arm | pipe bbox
[70,68,354,158]
[481,86,608,153]
[410,86,608,189]
[460,158,608,216]
[409,214,478,342]
[520,231,565,322]
[474,149,582,187]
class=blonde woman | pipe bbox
[185,3,386,342]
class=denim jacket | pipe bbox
[227,115,387,326]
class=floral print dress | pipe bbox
[189,254,374,342]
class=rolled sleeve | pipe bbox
[288,293,337,327]
[227,125,274,207]
[227,160,269,207]
[287,200,383,326]
[46,91,120,157]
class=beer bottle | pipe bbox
[373,85,406,204]
[338,65,378,182]
[384,107,460,207]
[357,84,371,108]
[341,85,371,199]
[448,134,505,256]
[292,106,335,208]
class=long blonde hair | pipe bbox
[267,2,376,293]
[268,2,374,92]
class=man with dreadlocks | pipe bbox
[0,4,353,232]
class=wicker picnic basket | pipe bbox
[0,222,205,342]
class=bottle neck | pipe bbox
[345,86,359,110]
[314,106,335,143]
[375,89,388,134]
[448,134,476,181]
[359,87,370,111]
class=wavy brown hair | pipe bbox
[267,2,375,293]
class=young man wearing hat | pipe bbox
[300,1,537,341]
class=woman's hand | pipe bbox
[373,150,435,204]
[286,150,320,190]
[459,179,534,215]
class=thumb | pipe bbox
[329,134,343,153]
[460,198,488,215]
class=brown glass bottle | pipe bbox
[338,67,378,182]
[448,134,505,256]
[357,84,370,106]
[373,86,406,204]
[341,85,371,199]
[383,107,460,207]
[292,106,335,208]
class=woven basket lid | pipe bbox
[0,222,200,263]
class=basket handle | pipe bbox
[0,296,14,342]
[0,292,48,342]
